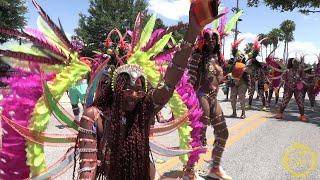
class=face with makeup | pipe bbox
[204,32,218,54]
[118,73,146,112]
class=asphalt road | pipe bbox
[44,90,320,180]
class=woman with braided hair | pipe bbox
[75,3,214,179]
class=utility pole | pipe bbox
[234,0,240,42]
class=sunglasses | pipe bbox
[122,89,146,99]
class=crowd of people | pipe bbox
[0,0,320,180]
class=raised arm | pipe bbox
[151,3,212,113]
[77,107,103,179]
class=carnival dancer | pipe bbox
[187,28,231,180]
[267,59,285,105]
[246,37,267,110]
[228,39,249,119]
[302,65,316,111]
[275,58,307,121]
[76,3,216,179]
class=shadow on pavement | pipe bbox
[250,97,320,128]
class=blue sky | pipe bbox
[25,0,320,63]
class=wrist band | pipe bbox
[78,167,95,174]
[180,39,193,48]
[78,127,96,135]
[79,138,96,143]
[80,159,98,163]
[177,39,194,51]
[78,148,98,153]
[158,79,175,92]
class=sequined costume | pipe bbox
[277,58,306,121]
[302,66,316,110]
[229,38,249,118]
[247,60,267,109]
[188,28,231,180]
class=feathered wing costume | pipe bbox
[0,1,201,179]
[0,0,91,177]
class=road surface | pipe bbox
[44,90,320,180]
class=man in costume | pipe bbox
[187,28,232,180]
[76,3,215,179]
[276,58,307,121]
[246,38,267,110]
[228,39,249,119]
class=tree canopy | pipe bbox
[247,0,320,13]
[0,0,27,43]
[75,0,165,56]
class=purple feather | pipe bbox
[0,28,67,60]
[218,7,229,37]
[0,50,63,65]
[142,29,165,51]
[0,70,55,179]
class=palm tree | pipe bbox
[244,42,253,54]
[262,35,270,58]
[280,20,296,63]
[258,33,266,59]
[268,28,282,56]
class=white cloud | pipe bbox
[148,0,189,21]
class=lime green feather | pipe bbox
[146,33,172,59]
[37,17,69,57]
[8,44,48,57]
[225,10,243,34]
[26,52,90,176]
[135,14,157,51]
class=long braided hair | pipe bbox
[107,73,151,180]
[73,70,152,180]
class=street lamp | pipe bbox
[233,0,240,42]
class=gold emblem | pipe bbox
[281,143,318,178]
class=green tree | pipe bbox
[267,28,282,56]
[0,0,27,87]
[262,35,271,58]
[0,0,27,43]
[247,0,320,13]
[75,0,165,56]
[280,20,295,62]
[172,21,187,42]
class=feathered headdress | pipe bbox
[251,36,266,58]
[231,37,244,58]
[0,2,207,179]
